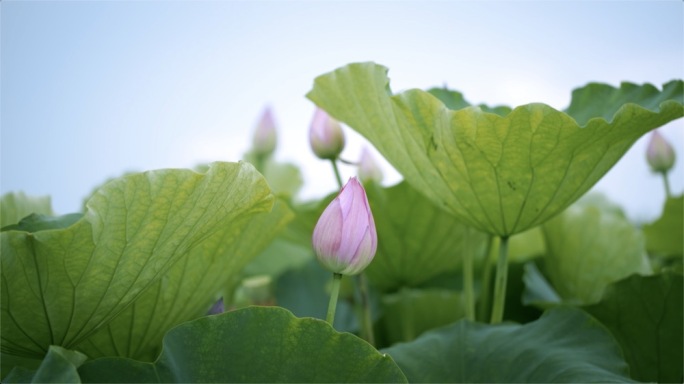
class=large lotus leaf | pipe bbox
[1,162,274,376]
[77,306,407,383]
[541,196,652,304]
[584,272,683,383]
[0,192,54,227]
[382,306,632,383]
[73,199,293,361]
[307,62,684,236]
[643,195,683,258]
[364,182,489,291]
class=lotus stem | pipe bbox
[355,273,376,345]
[326,273,343,325]
[462,232,476,321]
[661,171,672,199]
[490,236,510,324]
[477,235,495,322]
[330,159,344,189]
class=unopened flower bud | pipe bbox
[309,108,345,159]
[312,177,377,275]
[252,107,277,156]
[646,130,675,173]
[358,146,384,184]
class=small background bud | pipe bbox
[358,146,384,184]
[309,108,345,159]
[252,107,277,157]
[646,130,676,173]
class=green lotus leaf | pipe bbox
[73,199,293,361]
[307,62,684,236]
[643,195,683,258]
[382,306,632,383]
[584,272,683,383]
[364,181,489,291]
[77,306,407,383]
[1,162,275,377]
[0,192,54,227]
[541,196,652,304]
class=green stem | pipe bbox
[400,287,415,342]
[355,273,376,345]
[477,235,495,322]
[330,159,344,188]
[462,236,475,322]
[490,236,510,324]
[326,273,343,326]
[661,171,672,199]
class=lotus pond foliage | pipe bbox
[1,62,682,383]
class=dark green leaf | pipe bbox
[78,307,407,383]
[383,306,632,383]
[584,272,683,383]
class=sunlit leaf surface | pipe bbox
[307,62,683,236]
[1,162,276,376]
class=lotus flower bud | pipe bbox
[358,146,384,184]
[309,108,345,159]
[252,107,277,157]
[312,177,377,275]
[646,130,675,173]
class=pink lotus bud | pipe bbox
[357,146,384,184]
[309,108,345,159]
[646,130,675,173]
[312,177,377,275]
[252,107,277,156]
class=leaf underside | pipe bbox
[307,62,684,236]
[1,162,278,377]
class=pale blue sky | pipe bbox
[2,1,683,222]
